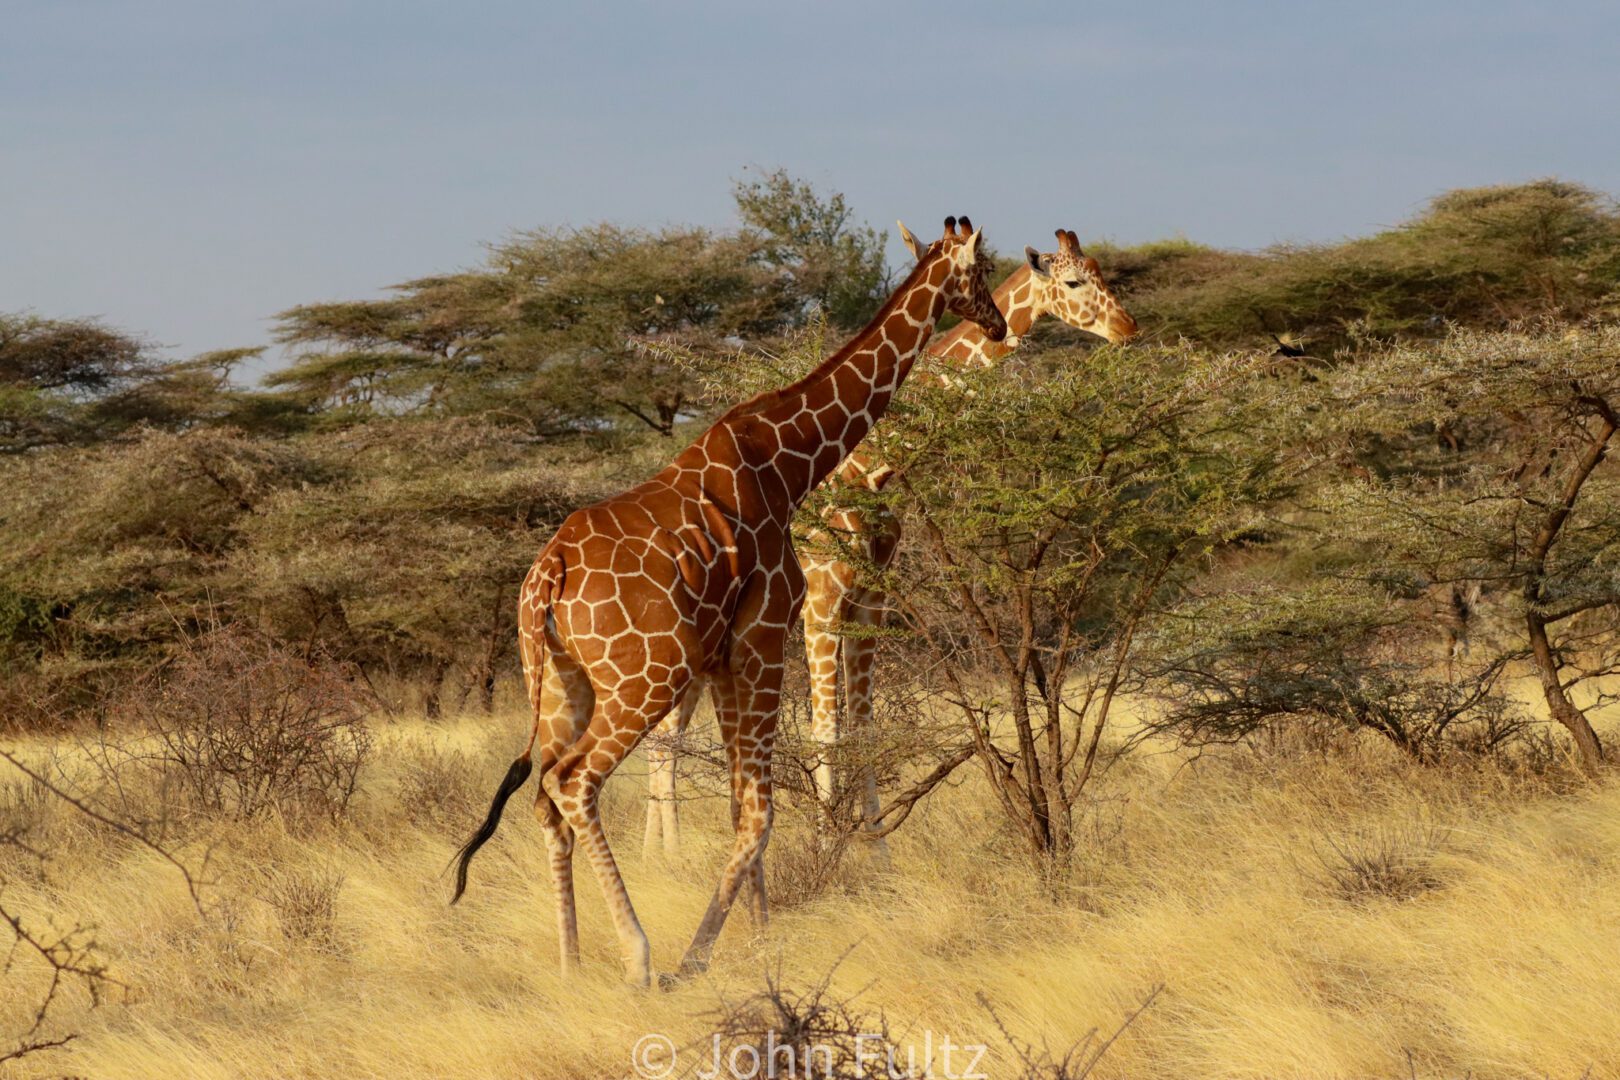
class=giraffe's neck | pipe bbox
[928,265,1038,369]
[701,254,951,510]
[825,266,1038,492]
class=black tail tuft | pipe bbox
[451,754,534,904]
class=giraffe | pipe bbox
[644,228,1137,857]
[452,217,1009,987]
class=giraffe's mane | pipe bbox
[715,243,946,424]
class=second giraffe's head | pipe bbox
[1025,229,1137,343]
[898,216,1011,344]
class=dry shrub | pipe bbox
[981,985,1163,1080]
[396,744,483,831]
[158,896,266,998]
[257,864,345,953]
[699,964,1159,1080]
[697,961,906,1080]
[0,907,125,1066]
[763,827,859,911]
[0,767,131,1067]
[0,771,51,849]
[114,625,372,822]
[1312,821,1451,902]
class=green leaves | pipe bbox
[1115,181,1620,349]
[269,173,888,434]
[887,341,1292,581]
[733,168,888,329]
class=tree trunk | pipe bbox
[1526,611,1605,775]
[1519,410,1616,777]
[477,587,506,714]
[423,658,450,720]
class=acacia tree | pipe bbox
[0,427,322,722]
[1144,326,1620,774]
[1127,180,1620,349]
[853,344,1292,868]
[479,224,791,434]
[1319,326,1620,774]
[1142,577,1531,760]
[0,314,153,450]
[229,418,617,711]
[268,271,514,419]
[732,167,888,330]
[0,316,280,449]
[271,173,887,435]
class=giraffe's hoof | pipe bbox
[661,955,710,989]
[657,963,707,992]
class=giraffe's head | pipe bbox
[898,216,1010,344]
[1023,229,1137,344]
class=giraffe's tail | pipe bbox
[449,753,533,904]
[449,555,561,905]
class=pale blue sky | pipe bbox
[3,1,1616,375]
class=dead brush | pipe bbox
[697,958,906,1080]
[164,896,265,997]
[979,984,1164,1080]
[0,773,52,883]
[257,864,346,953]
[763,825,859,911]
[1311,821,1451,902]
[396,744,482,831]
[111,625,373,824]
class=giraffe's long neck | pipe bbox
[702,253,951,510]
[928,265,1038,369]
[822,266,1037,492]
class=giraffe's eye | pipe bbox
[1065,280,1083,289]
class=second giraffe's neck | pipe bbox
[708,254,952,509]
[929,265,1038,368]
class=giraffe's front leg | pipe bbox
[678,647,783,977]
[840,589,891,869]
[644,676,703,857]
[800,560,850,810]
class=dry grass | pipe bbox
[3,709,1617,1079]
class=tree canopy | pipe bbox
[8,175,1620,781]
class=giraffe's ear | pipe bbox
[896,220,926,262]
[963,227,983,260]
[1025,245,1051,279]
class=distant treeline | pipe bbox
[4,178,1619,775]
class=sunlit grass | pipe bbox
[3,707,1616,1079]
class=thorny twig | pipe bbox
[977,983,1163,1079]
[0,748,206,915]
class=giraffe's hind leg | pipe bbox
[531,630,594,975]
[545,673,687,988]
[721,698,769,927]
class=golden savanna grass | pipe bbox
[2,704,1617,1080]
